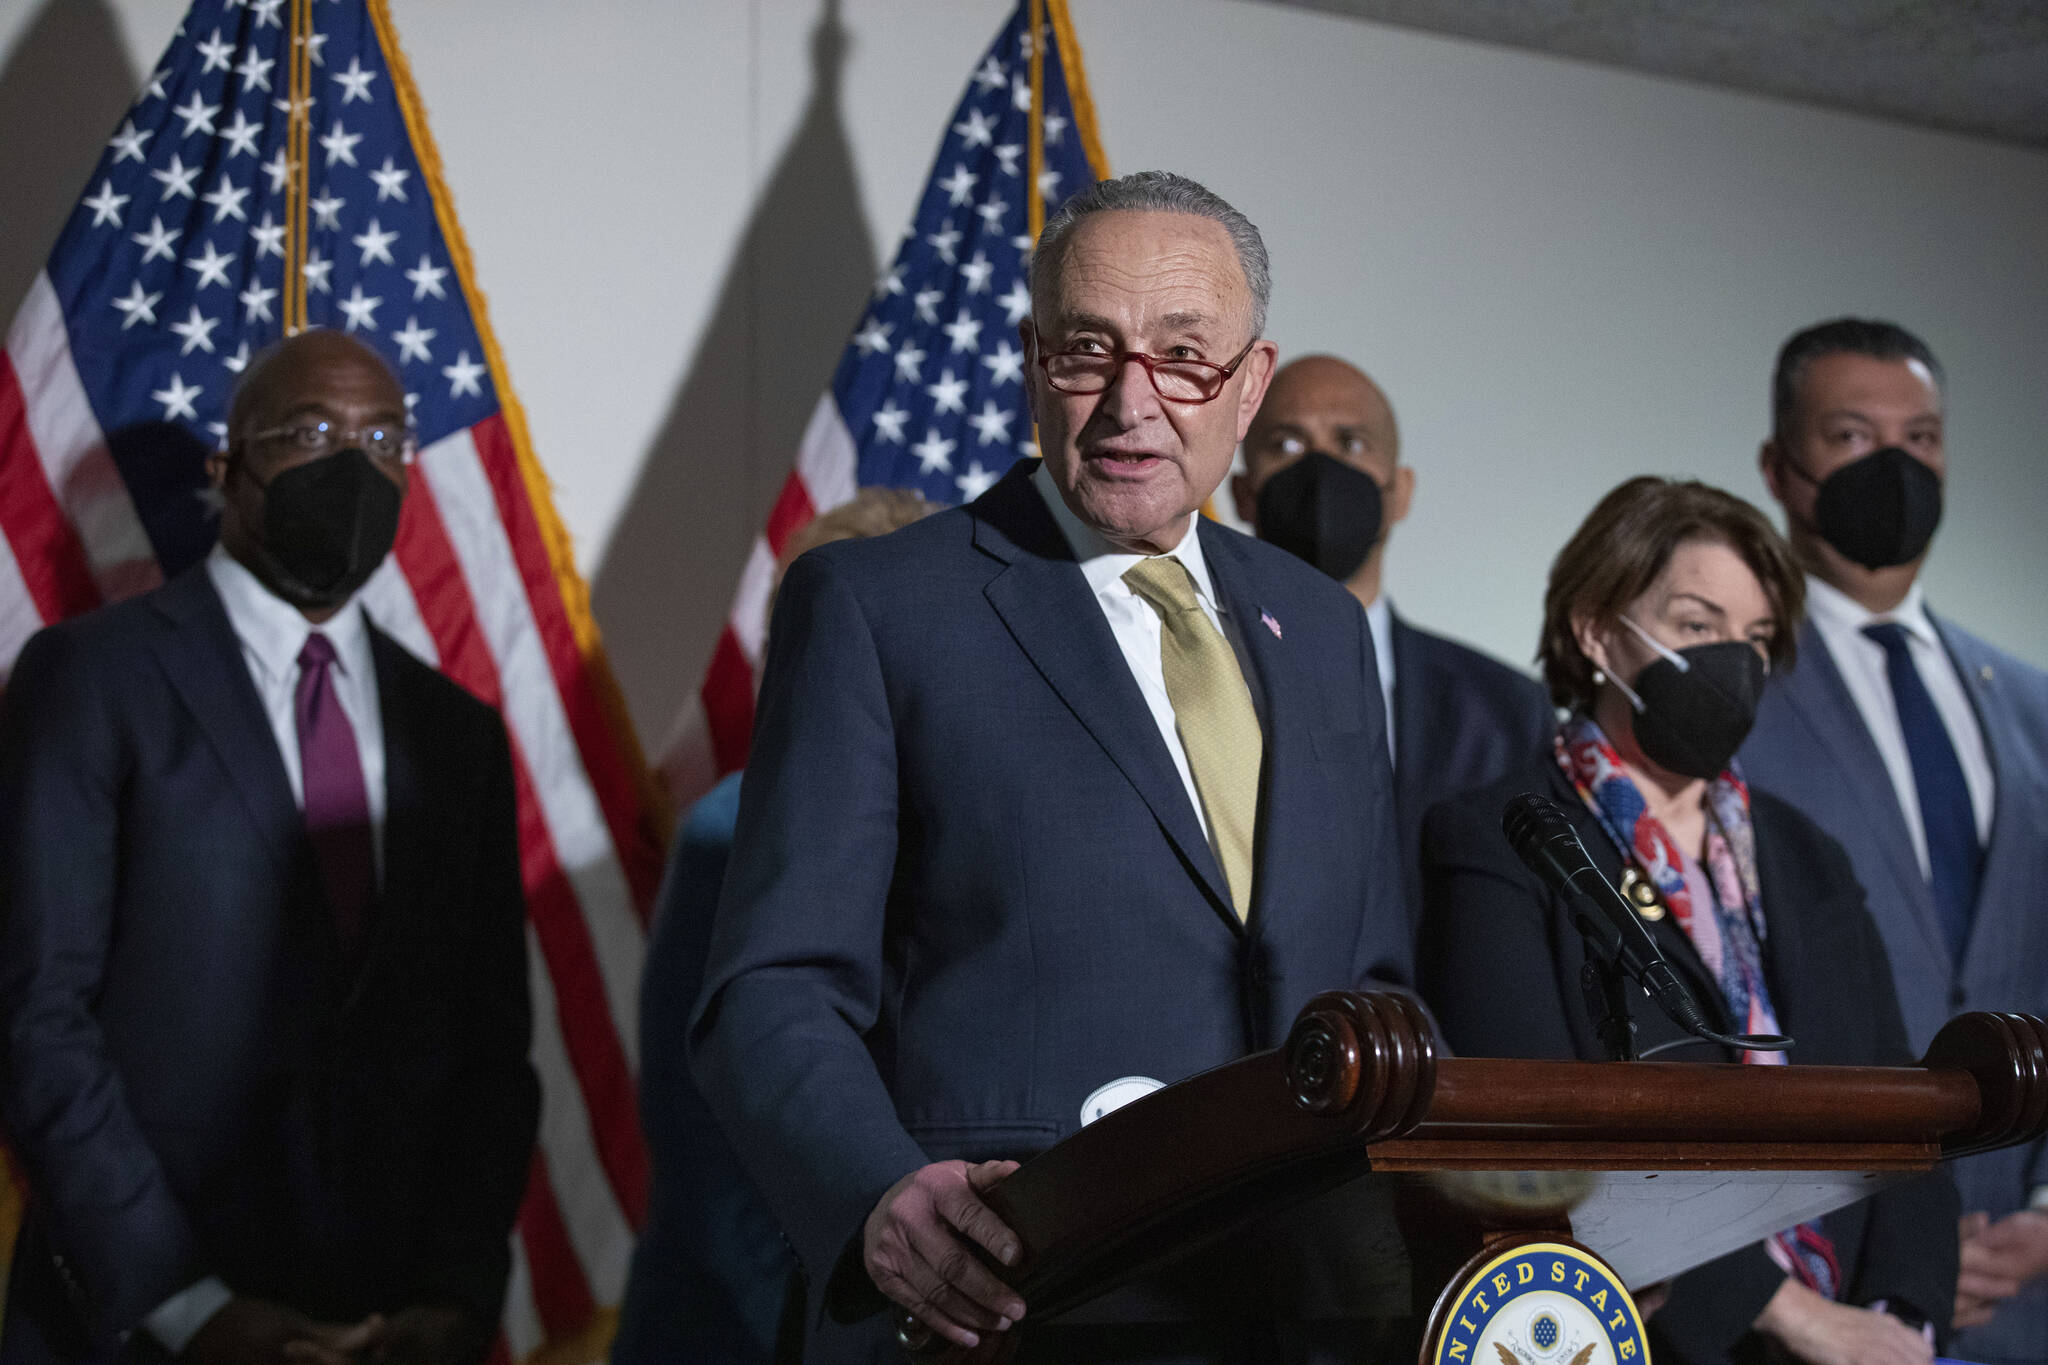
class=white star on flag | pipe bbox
[172,91,220,138]
[959,251,995,294]
[109,120,153,163]
[966,400,1014,446]
[240,280,279,323]
[309,188,345,230]
[913,289,944,325]
[129,215,179,264]
[320,118,362,167]
[997,280,1031,326]
[195,28,234,73]
[925,368,969,415]
[911,427,957,474]
[871,401,909,443]
[168,305,220,356]
[926,221,962,265]
[953,108,996,148]
[151,372,203,421]
[220,110,263,158]
[353,218,399,266]
[332,56,377,103]
[202,175,250,223]
[369,156,410,202]
[251,212,286,258]
[393,316,436,364]
[185,240,236,290]
[982,340,1024,386]
[442,349,485,398]
[942,310,983,354]
[939,164,979,206]
[260,148,293,193]
[236,50,276,92]
[854,318,893,356]
[893,341,926,384]
[83,181,129,228]
[111,280,163,329]
[338,284,382,332]
[406,253,448,301]
[955,460,1000,500]
[151,154,199,200]
[302,248,334,294]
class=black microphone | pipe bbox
[1501,793,1791,1055]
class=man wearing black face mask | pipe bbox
[1232,354,1553,928]
[0,329,538,1365]
[1740,318,2048,1365]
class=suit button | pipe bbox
[1951,986,1967,1010]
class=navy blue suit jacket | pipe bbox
[689,463,1409,1358]
[1388,614,1553,930]
[1741,613,2048,1364]
[0,566,539,1361]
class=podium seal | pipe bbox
[1428,1239,1648,1365]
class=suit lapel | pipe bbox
[1933,615,2048,981]
[1201,523,1317,934]
[351,627,422,997]
[973,468,1235,921]
[148,567,300,869]
[1778,620,1947,964]
[1390,614,1431,826]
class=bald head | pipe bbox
[1244,355,1398,477]
[1232,353,1413,606]
[227,327,404,445]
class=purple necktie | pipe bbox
[296,632,373,951]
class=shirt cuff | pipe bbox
[2028,1185,2048,1211]
[143,1276,233,1355]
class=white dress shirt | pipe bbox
[146,549,389,1353]
[1033,461,1245,844]
[1803,574,1996,879]
[204,544,388,878]
[1364,595,1397,767]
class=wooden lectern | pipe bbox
[901,992,2048,1363]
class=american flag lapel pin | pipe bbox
[1261,609,1283,640]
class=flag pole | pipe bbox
[284,0,313,333]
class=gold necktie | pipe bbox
[1123,556,1264,920]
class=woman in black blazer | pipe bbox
[1419,477,1956,1365]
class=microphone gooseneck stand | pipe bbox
[1501,792,1794,1063]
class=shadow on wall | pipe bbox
[0,0,138,323]
[591,0,878,755]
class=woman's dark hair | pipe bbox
[1539,476,1803,710]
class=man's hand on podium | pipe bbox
[1752,1279,1933,1365]
[864,1158,1027,1349]
[1955,1209,2048,1329]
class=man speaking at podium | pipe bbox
[690,171,1412,1362]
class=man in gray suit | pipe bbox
[1741,317,2048,1365]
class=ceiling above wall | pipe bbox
[1262,0,2048,149]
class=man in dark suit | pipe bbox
[0,330,539,1365]
[1229,354,1553,926]
[1739,317,2048,1365]
[690,171,1412,1362]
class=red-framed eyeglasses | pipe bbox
[1036,338,1259,404]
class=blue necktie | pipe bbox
[1863,623,1981,960]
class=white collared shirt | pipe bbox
[204,543,388,879]
[1803,574,1995,878]
[1364,594,1397,767]
[1033,460,1243,842]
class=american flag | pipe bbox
[0,0,664,1359]
[660,0,1110,799]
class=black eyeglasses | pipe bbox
[1036,338,1258,404]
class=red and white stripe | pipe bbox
[0,282,657,1357]
[657,392,857,804]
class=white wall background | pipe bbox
[4,0,2045,759]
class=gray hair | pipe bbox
[1030,170,1271,340]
